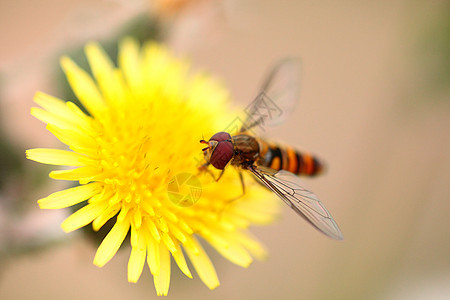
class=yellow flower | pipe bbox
[26,38,279,296]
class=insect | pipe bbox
[199,58,344,240]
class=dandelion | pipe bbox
[26,38,279,295]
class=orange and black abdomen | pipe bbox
[258,141,324,176]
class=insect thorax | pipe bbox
[231,134,260,166]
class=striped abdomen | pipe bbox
[257,140,324,176]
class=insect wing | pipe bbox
[241,58,301,133]
[247,166,344,240]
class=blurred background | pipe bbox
[0,0,449,299]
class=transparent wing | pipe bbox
[241,58,301,133]
[247,165,344,240]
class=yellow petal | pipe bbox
[26,148,91,166]
[119,38,143,93]
[46,124,96,150]
[33,91,67,113]
[92,203,121,231]
[60,56,106,117]
[234,230,268,261]
[184,236,219,290]
[132,208,142,230]
[85,42,123,106]
[167,222,187,244]
[233,193,281,225]
[161,232,177,254]
[146,233,160,276]
[172,243,192,278]
[146,219,161,242]
[128,228,146,283]
[177,219,193,235]
[206,233,253,268]
[30,107,77,131]
[61,200,107,232]
[85,42,114,82]
[33,92,92,130]
[94,217,130,267]
[154,243,171,296]
[49,167,99,181]
[65,101,93,131]
[38,183,102,209]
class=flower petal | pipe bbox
[60,56,106,117]
[33,91,67,113]
[49,167,99,181]
[154,243,171,296]
[184,236,219,290]
[161,232,177,254]
[92,202,121,231]
[38,183,102,209]
[146,233,160,276]
[61,200,107,232]
[172,243,192,278]
[33,92,92,130]
[128,228,146,283]
[119,38,143,94]
[26,148,91,166]
[94,217,130,267]
[234,230,268,261]
[85,42,126,107]
[146,219,161,242]
[206,233,253,268]
[30,107,77,131]
[85,42,115,82]
[46,124,96,150]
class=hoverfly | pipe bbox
[200,58,343,240]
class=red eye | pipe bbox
[210,140,233,169]
[210,132,231,143]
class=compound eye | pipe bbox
[209,132,232,143]
[210,141,233,169]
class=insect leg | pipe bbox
[198,162,227,183]
[238,170,246,195]
[216,169,226,182]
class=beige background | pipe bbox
[1,0,449,299]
